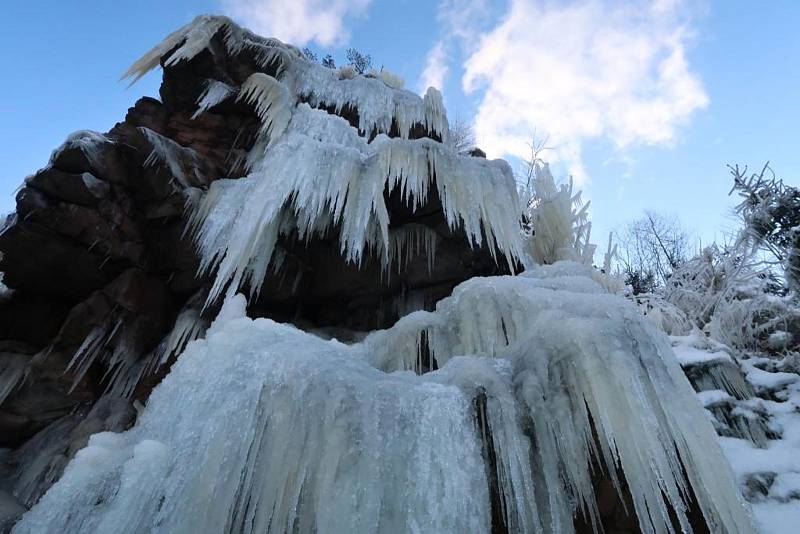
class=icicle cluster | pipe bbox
[121,15,518,304]
[385,224,438,276]
[191,80,236,119]
[15,264,755,534]
[61,291,209,400]
[186,103,521,303]
[123,15,448,140]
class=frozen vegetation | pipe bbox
[626,165,800,532]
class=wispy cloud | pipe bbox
[418,40,449,92]
[441,0,708,185]
[415,0,492,94]
[220,0,372,47]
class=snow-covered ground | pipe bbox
[672,334,800,533]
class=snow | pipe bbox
[664,330,800,533]
[770,472,800,501]
[15,263,755,534]
[671,334,734,366]
[751,501,800,534]
[768,330,793,350]
[743,363,799,392]
[698,389,735,408]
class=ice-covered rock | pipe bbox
[0,13,770,534]
[13,264,754,534]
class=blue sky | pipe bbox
[2,0,798,250]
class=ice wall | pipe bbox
[14,264,755,534]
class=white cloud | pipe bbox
[459,0,708,185]
[436,0,492,45]
[415,0,493,95]
[220,0,372,47]
[418,40,449,93]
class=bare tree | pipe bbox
[522,129,553,189]
[615,211,692,289]
[321,54,336,69]
[302,48,318,62]
[345,48,372,74]
[447,118,476,155]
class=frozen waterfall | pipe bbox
[10,15,757,534]
[13,264,754,534]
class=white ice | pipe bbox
[15,264,755,534]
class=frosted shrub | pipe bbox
[525,164,593,266]
[337,65,357,79]
[664,245,798,351]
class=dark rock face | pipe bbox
[0,25,512,519]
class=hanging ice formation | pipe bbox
[13,15,757,534]
[123,14,520,305]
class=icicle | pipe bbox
[363,310,439,372]
[0,354,28,406]
[191,79,236,119]
[155,303,208,369]
[66,319,122,393]
[384,224,438,275]
[432,357,542,533]
[237,73,294,142]
[397,262,754,534]
[48,130,113,172]
[65,310,182,399]
[188,107,522,304]
[15,310,492,534]
[140,127,208,187]
[423,86,449,141]
[122,15,234,84]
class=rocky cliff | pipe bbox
[0,15,769,534]
[0,15,513,529]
